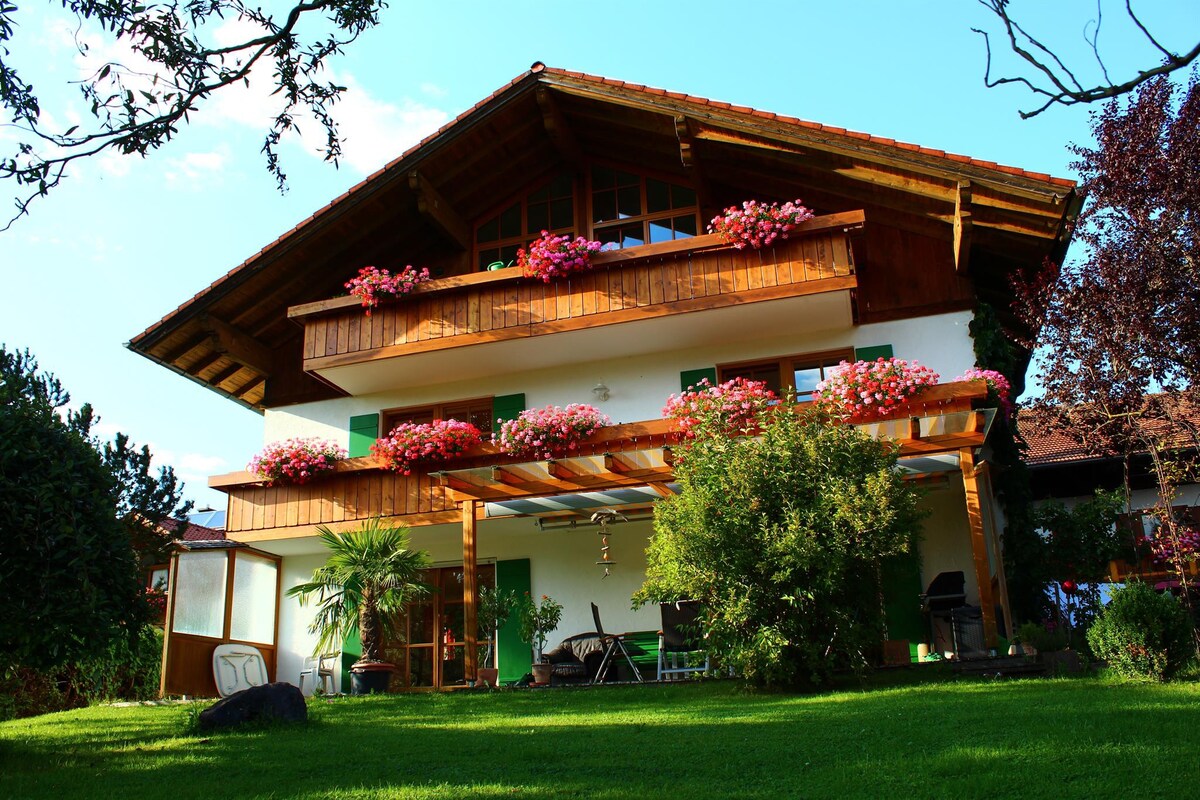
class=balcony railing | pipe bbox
[289,211,863,374]
[212,380,986,540]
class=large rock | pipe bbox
[198,682,307,731]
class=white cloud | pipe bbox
[163,145,231,188]
[420,82,448,99]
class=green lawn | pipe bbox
[1,674,1197,799]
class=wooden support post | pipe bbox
[979,465,1013,642]
[158,550,179,698]
[462,500,478,683]
[954,181,973,274]
[960,448,999,647]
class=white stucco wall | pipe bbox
[259,310,976,449]
[917,480,980,605]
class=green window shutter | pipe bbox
[493,393,526,424]
[340,630,362,692]
[496,558,532,683]
[680,367,717,392]
[880,551,925,663]
[854,344,894,362]
[348,413,380,458]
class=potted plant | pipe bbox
[663,377,778,438]
[813,357,940,421]
[344,264,431,315]
[372,418,483,475]
[287,518,431,695]
[707,198,814,249]
[248,437,345,485]
[517,230,603,282]
[517,592,563,684]
[476,585,518,688]
[496,403,609,460]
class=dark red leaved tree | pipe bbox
[1015,70,1200,649]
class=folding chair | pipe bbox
[658,600,709,681]
[212,643,268,698]
[590,603,645,684]
[299,652,339,695]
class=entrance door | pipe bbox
[390,564,495,689]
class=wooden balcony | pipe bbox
[211,380,986,543]
[289,211,862,392]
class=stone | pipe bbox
[198,682,307,731]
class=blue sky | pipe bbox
[1,1,1196,509]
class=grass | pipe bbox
[1,671,1198,799]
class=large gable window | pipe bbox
[475,172,575,271]
[590,165,699,249]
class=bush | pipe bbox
[1087,582,1195,681]
[0,624,162,721]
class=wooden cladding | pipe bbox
[294,212,861,372]
[225,471,454,534]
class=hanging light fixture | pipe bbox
[592,382,610,402]
[590,508,626,578]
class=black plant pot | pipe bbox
[350,662,394,695]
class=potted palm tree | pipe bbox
[288,518,431,695]
[476,585,518,688]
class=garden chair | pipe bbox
[657,600,709,681]
[212,643,268,698]
[590,603,645,684]
[299,652,339,695]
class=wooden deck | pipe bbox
[289,211,863,373]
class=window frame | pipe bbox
[586,160,701,249]
[380,396,496,437]
[718,348,854,399]
[473,170,579,271]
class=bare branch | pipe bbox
[0,0,386,230]
[974,0,1200,118]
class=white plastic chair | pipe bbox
[299,653,339,695]
[212,643,269,697]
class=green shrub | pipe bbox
[0,624,162,721]
[1086,582,1195,681]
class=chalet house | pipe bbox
[130,64,1079,695]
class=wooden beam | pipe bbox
[646,481,676,498]
[208,362,244,388]
[232,375,265,400]
[408,170,470,250]
[960,447,999,647]
[160,332,211,366]
[462,500,478,683]
[954,181,973,274]
[200,314,274,375]
[536,86,583,163]
[675,115,712,212]
[185,349,223,378]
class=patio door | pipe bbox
[390,564,495,689]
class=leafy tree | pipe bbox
[0,0,386,228]
[1013,72,1200,648]
[635,404,925,687]
[1032,490,1124,638]
[0,346,186,673]
[288,519,431,663]
[973,0,1200,117]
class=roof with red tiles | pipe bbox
[159,517,226,541]
[129,63,1075,348]
[1020,399,1200,467]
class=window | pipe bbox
[475,172,576,271]
[382,397,495,437]
[719,349,853,401]
[590,165,699,250]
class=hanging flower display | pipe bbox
[371,419,483,475]
[248,437,346,484]
[345,265,431,314]
[813,357,940,421]
[707,199,814,250]
[955,367,1014,418]
[662,377,778,438]
[1140,527,1200,566]
[497,403,609,460]
[517,230,604,282]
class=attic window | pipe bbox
[475,172,575,270]
[590,165,699,249]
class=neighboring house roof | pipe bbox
[127,63,1080,412]
[158,516,226,542]
[1020,397,1200,468]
